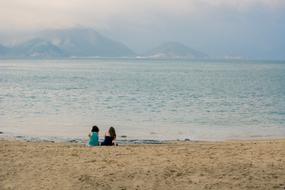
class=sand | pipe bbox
[0,139,285,190]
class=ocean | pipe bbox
[0,59,285,141]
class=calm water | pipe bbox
[0,59,285,141]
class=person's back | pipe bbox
[101,135,114,146]
[101,127,116,146]
[88,125,99,146]
[89,132,99,146]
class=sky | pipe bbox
[0,0,285,59]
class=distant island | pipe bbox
[0,28,208,59]
[143,42,208,59]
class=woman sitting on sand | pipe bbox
[101,127,117,146]
[88,125,100,146]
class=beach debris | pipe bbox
[120,135,127,138]
[184,138,190,141]
[0,131,3,134]
[123,139,163,144]
[68,139,79,143]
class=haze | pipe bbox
[1,0,285,60]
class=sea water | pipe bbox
[0,59,285,141]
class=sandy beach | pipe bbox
[0,139,284,190]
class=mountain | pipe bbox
[0,28,136,58]
[0,29,209,59]
[37,28,136,57]
[12,38,65,58]
[144,42,208,59]
[0,44,9,57]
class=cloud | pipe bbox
[0,0,284,59]
[201,0,285,9]
[0,0,284,30]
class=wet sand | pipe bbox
[0,139,285,190]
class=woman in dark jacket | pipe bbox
[101,127,117,146]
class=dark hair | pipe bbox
[91,125,99,133]
[109,127,116,139]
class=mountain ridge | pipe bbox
[144,42,208,59]
[0,28,208,59]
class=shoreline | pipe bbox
[1,139,284,190]
[0,132,172,145]
[1,131,285,145]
